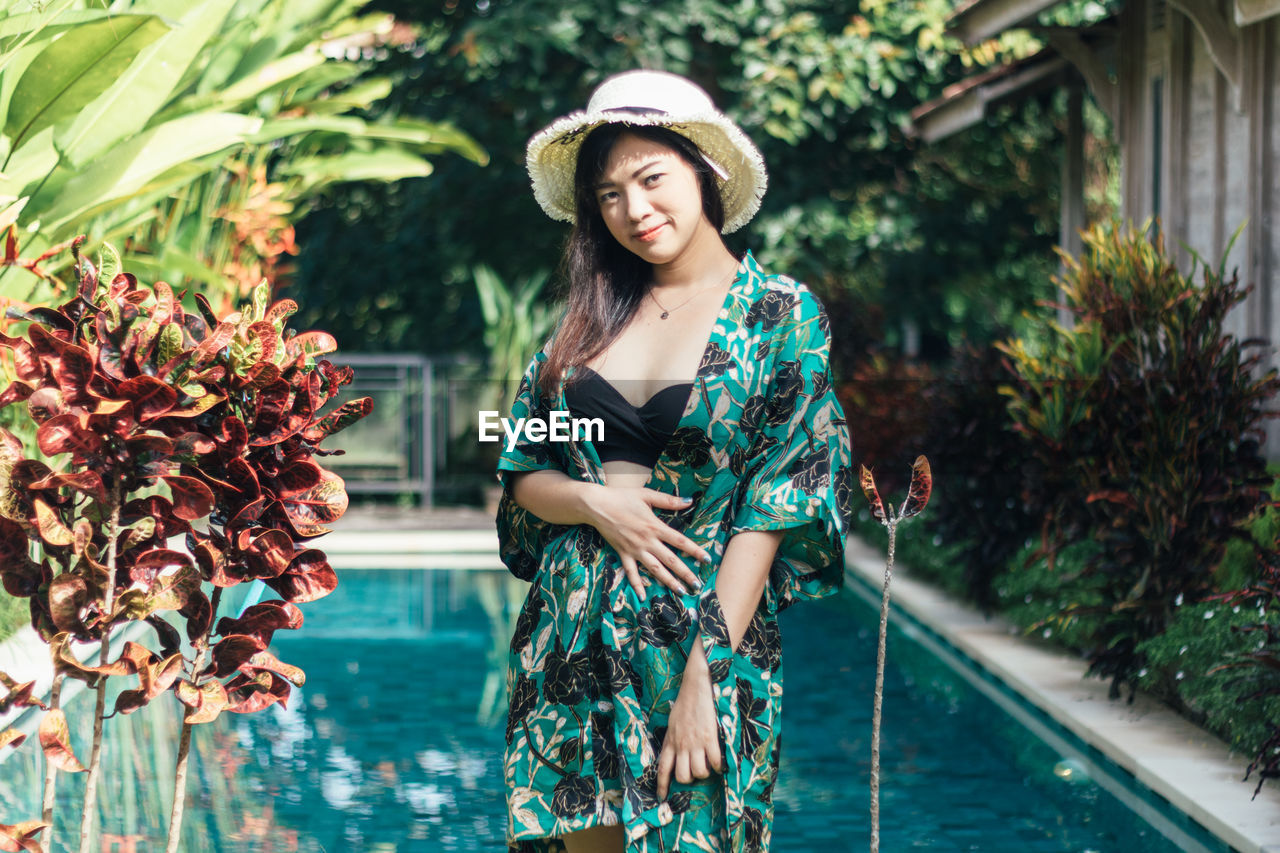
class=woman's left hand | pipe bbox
[656,640,722,800]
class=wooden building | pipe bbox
[912,0,1280,450]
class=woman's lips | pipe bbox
[634,223,666,243]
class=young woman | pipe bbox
[496,70,854,853]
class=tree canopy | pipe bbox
[292,0,1113,369]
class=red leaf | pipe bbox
[180,590,213,642]
[302,396,373,442]
[279,470,349,537]
[193,538,236,588]
[38,709,85,773]
[215,417,249,454]
[216,600,303,646]
[241,649,305,687]
[859,464,886,520]
[128,548,196,582]
[0,678,41,715]
[224,670,290,714]
[177,679,230,725]
[900,455,932,520]
[209,635,266,678]
[25,388,68,423]
[151,281,176,326]
[245,529,295,579]
[113,652,183,715]
[274,459,322,496]
[0,819,48,853]
[284,330,337,362]
[162,475,214,521]
[1086,489,1138,509]
[191,320,236,369]
[265,298,298,325]
[222,457,262,499]
[247,321,279,362]
[0,518,40,597]
[174,432,216,456]
[0,380,33,410]
[116,376,177,420]
[35,414,102,458]
[48,574,90,635]
[49,344,94,405]
[33,500,73,548]
[238,361,281,392]
[29,470,106,502]
[0,728,27,751]
[267,549,337,603]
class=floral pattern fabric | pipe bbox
[496,250,854,852]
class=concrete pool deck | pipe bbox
[321,505,1280,852]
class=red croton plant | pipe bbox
[0,235,371,853]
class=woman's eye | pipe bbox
[643,173,663,186]
[598,190,618,203]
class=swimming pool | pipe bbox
[0,567,1233,852]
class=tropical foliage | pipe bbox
[0,236,370,852]
[290,0,1104,364]
[859,218,1280,797]
[996,220,1279,694]
[0,0,485,317]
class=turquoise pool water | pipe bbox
[0,567,1232,852]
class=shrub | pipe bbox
[1136,599,1280,787]
[841,351,934,500]
[996,219,1280,696]
[0,238,371,852]
[919,340,1041,611]
[993,539,1109,652]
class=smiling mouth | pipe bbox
[634,224,666,242]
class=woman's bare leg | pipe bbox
[560,823,625,853]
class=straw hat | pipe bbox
[525,69,768,234]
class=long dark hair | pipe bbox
[538,123,725,397]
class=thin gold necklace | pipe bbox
[648,265,736,320]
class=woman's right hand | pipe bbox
[584,485,710,600]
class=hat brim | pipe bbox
[526,108,768,234]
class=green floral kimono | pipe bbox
[496,250,853,853]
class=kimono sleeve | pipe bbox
[728,290,855,612]
[494,348,569,581]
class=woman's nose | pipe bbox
[624,187,654,222]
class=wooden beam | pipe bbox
[949,0,1063,44]
[1166,0,1243,109]
[912,92,986,144]
[1042,29,1120,122]
[1234,0,1280,26]
[910,57,1067,143]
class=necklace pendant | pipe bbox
[660,311,669,319]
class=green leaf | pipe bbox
[96,241,122,292]
[55,0,238,168]
[278,150,434,189]
[5,14,171,152]
[123,247,225,287]
[42,112,262,230]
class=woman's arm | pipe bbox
[510,469,709,597]
[656,528,784,798]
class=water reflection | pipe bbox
[0,570,520,853]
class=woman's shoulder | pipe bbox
[741,255,828,329]
[745,253,822,303]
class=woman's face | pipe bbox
[593,131,715,266]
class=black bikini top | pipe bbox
[563,366,693,467]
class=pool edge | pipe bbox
[843,535,1280,853]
